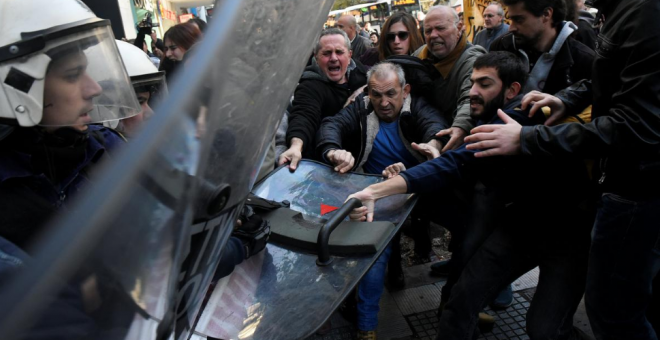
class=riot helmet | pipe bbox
[0,0,140,128]
[112,40,167,136]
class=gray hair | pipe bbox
[427,5,460,28]
[489,1,505,17]
[314,28,351,55]
[366,62,407,89]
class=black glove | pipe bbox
[233,205,270,259]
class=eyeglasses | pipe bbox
[484,14,498,18]
[386,31,410,42]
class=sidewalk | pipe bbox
[307,263,595,340]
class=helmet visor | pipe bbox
[40,25,140,127]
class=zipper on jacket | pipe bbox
[355,117,365,171]
[598,158,607,185]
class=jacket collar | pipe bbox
[0,126,107,183]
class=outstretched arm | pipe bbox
[347,176,408,222]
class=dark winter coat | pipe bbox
[521,0,660,198]
[0,126,124,249]
[286,58,368,159]
[316,93,449,172]
[490,27,595,96]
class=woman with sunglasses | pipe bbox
[378,11,425,60]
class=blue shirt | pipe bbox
[362,120,419,174]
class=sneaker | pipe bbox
[356,330,377,340]
[430,259,452,276]
[489,284,513,310]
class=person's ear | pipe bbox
[506,82,522,100]
[403,83,411,97]
[542,7,554,24]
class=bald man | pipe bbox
[337,14,373,61]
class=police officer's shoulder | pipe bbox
[88,125,127,148]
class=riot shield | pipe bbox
[0,0,336,339]
[193,160,417,340]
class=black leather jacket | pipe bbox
[520,0,660,197]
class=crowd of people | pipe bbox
[279,0,660,339]
[0,0,659,339]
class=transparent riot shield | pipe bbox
[193,160,417,340]
[0,0,337,339]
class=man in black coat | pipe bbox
[279,28,367,170]
[490,0,594,96]
[464,0,660,338]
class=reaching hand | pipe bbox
[382,162,406,179]
[436,127,467,152]
[327,149,355,173]
[464,109,522,157]
[521,90,566,126]
[347,189,376,222]
[278,143,303,171]
[411,142,441,160]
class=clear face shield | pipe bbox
[111,72,167,136]
[40,25,140,127]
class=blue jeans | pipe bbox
[586,193,660,340]
[438,204,592,340]
[357,243,393,331]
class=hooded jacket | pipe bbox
[316,93,449,173]
[489,22,595,96]
[286,57,367,159]
[520,0,660,198]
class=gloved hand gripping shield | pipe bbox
[0,19,140,127]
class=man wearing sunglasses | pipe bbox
[473,2,510,51]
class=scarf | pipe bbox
[418,32,468,78]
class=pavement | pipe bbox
[306,263,595,340]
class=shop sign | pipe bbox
[392,0,417,6]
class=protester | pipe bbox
[279,28,367,170]
[337,15,373,61]
[463,0,660,337]
[160,22,203,85]
[490,0,594,96]
[348,51,593,339]
[472,2,509,51]
[317,62,446,340]
[379,11,426,61]
[369,31,379,47]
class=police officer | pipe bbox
[0,0,141,249]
